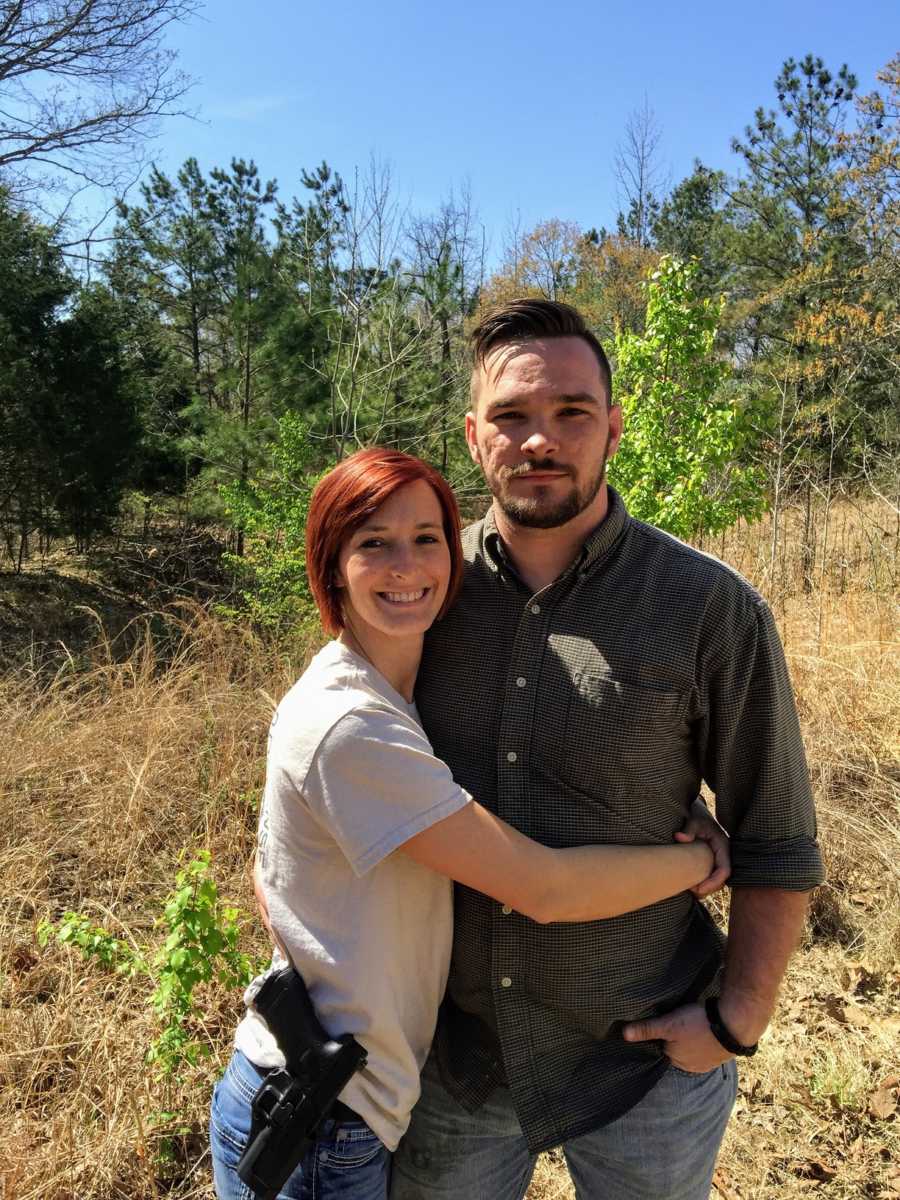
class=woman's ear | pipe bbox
[332,570,345,589]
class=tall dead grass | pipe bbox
[1,613,309,1200]
[1,499,897,1200]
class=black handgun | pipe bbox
[236,967,368,1200]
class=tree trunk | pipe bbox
[801,476,814,594]
[769,389,787,585]
[816,426,837,653]
[236,296,252,561]
[439,315,452,474]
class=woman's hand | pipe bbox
[674,797,730,897]
[253,854,290,957]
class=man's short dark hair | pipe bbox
[470,298,613,406]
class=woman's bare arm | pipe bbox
[399,801,713,924]
[252,854,290,957]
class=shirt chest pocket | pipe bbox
[559,673,691,809]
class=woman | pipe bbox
[210,448,726,1200]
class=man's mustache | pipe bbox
[500,459,574,481]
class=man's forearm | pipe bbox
[719,886,811,1045]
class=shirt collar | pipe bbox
[482,486,630,581]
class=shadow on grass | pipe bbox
[0,569,178,676]
[0,527,234,676]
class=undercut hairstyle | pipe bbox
[305,448,465,636]
[470,298,613,406]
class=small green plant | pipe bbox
[37,912,144,975]
[38,851,257,1075]
[148,850,255,1072]
[147,1107,194,1171]
[807,1042,872,1112]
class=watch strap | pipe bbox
[705,996,758,1057]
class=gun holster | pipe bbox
[236,967,368,1200]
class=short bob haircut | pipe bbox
[306,448,465,636]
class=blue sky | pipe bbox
[136,1,896,259]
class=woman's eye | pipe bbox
[417,534,440,544]
[359,538,384,549]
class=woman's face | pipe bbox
[335,479,452,645]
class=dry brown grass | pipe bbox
[0,613,304,1200]
[1,500,898,1200]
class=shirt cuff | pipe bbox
[728,836,825,890]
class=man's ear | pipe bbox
[465,411,481,464]
[606,403,624,460]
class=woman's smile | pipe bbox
[379,588,429,605]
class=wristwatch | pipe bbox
[705,996,759,1057]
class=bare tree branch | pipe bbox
[614,94,667,247]
[0,0,198,199]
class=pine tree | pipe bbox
[0,192,139,561]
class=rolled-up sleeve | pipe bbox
[699,597,825,890]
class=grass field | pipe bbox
[1,499,898,1200]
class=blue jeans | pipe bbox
[390,1052,738,1200]
[210,1050,391,1200]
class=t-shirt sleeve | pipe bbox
[301,706,472,877]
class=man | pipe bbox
[390,299,823,1200]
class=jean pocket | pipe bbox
[210,1069,254,1162]
[317,1124,385,1171]
[668,1062,731,1083]
[667,1065,734,1094]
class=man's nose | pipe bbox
[521,425,559,455]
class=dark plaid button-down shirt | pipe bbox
[416,488,824,1154]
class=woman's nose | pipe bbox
[388,546,415,577]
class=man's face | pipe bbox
[466,337,623,530]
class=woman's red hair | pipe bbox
[305,448,464,636]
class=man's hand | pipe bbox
[675,797,730,897]
[624,889,812,1073]
[621,1002,733,1074]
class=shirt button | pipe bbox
[506,751,517,763]
[501,904,512,915]
[516,677,527,688]
[531,604,541,614]
[500,976,512,988]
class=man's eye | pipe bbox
[493,411,523,422]
[560,407,588,417]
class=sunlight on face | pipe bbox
[336,479,452,645]
[467,338,622,529]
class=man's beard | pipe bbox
[487,434,612,530]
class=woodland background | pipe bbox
[0,4,897,1198]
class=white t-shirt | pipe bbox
[234,640,471,1150]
